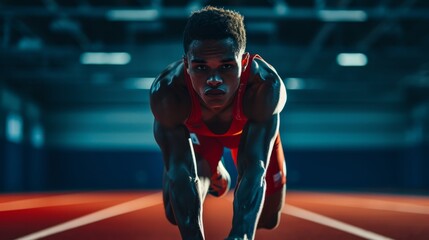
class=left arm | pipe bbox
[228,114,280,239]
[228,59,287,239]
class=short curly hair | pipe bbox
[183,6,247,54]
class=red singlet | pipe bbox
[184,54,286,195]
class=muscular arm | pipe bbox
[153,122,204,239]
[228,58,287,239]
[150,62,205,239]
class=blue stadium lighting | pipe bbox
[80,52,131,65]
[336,53,368,67]
[106,9,159,21]
[318,10,367,22]
[6,113,23,144]
[285,78,305,90]
[31,125,45,148]
[123,77,155,89]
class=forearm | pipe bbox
[168,166,205,240]
[155,121,205,240]
[228,116,279,239]
[228,165,266,239]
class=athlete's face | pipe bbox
[184,38,249,112]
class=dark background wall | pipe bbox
[5,147,424,193]
[1,84,429,194]
[1,0,429,195]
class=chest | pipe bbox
[201,105,234,135]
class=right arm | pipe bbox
[150,63,205,240]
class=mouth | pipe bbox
[204,88,226,96]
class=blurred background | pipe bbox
[0,0,428,194]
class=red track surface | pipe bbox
[1,191,428,240]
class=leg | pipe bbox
[257,134,287,229]
[257,185,286,229]
[208,157,231,197]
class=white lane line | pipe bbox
[15,192,162,240]
[296,196,429,215]
[0,193,115,212]
[283,204,394,240]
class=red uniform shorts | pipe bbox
[189,133,286,196]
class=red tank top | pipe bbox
[184,54,260,137]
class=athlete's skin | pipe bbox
[150,37,287,240]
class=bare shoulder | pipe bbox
[243,56,287,122]
[150,60,191,128]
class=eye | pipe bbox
[221,64,233,69]
[195,65,208,71]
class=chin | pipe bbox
[211,106,224,111]
[202,98,223,108]
[205,102,225,111]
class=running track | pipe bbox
[1,191,428,239]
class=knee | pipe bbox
[257,213,281,230]
[257,187,285,229]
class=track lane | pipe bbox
[42,193,366,240]
[1,191,428,240]
[287,192,429,240]
[0,192,152,240]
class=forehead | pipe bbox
[187,38,239,61]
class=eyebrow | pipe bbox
[191,58,236,64]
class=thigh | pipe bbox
[265,134,286,196]
[257,185,286,229]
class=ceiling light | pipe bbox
[318,10,367,22]
[106,9,159,21]
[285,78,305,90]
[124,77,155,89]
[18,37,42,50]
[31,125,44,148]
[336,53,367,67]
[6,113,23,144]
[80,52,131,65]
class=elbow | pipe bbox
[275,82,287,114]
[242,160,267,187]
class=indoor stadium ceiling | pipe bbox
[1,0,429,109]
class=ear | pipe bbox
[241,52,250,72]
[183,55,189,69]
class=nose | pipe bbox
[207,75,222,87]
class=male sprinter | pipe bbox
[150,6,287,240]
